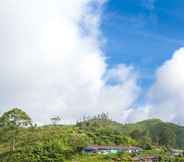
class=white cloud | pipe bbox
[125,105,151,123]
[147,48,184,124]
[0,0,140,124]
[126,48,184,125]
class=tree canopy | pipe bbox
[0,108,32,128]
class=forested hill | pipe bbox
[0,109,184,162]
[77,116,184,149]
[122,119,184,149]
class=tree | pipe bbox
[150,123,176,147]
[50,116,61,125]
[97,113,110,121]
[0,108,32,152]
[130,129,143,140]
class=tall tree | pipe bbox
[0,108,32,152]
[50,116,61,125]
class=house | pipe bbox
[144,156,160,162]
[133,157,144,162]
[170,148,184,156]
[133,156,159,162]
[83,145,126,155]
[127,146,143,153]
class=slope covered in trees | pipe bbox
[77,115,184,149]
[122,119,184,149]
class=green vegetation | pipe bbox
[0,108,32,152]
[122,119,184,148]
[0,109,184,161]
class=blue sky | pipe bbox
[102,0,184,88]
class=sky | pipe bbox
[102,0,184,88]
[0,0,184,125]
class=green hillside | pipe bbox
[77,116,184,149]
[122,119,184,149]
[0,109,184,162]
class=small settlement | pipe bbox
[83,145,143,155]
[83,145,184,162]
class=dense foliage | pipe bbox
[122,119,184,148]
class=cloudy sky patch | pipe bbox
[0,0,184,125]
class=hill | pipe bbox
[77,117,184,149]
[122,119,184,149]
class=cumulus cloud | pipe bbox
[126,48,184,125]
[0,0,140,124]
[147,48,184,124]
